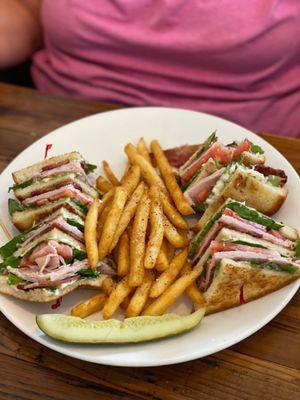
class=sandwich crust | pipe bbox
[204,260,299,315]
[12,152,82,184]
[0,275,107,302]
[12,199,86,231]
[196,170,287,230]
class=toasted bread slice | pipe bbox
[240,151,265,166]
[204,259,299,314]
[12,198,86,232]
[12,151,82,184]
[0,275,107,302]
[196,169,287,230]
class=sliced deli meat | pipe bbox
[22,184,93,207]
[184,169,223,205]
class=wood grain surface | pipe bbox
[0,82,299,400]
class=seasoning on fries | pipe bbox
[126,270,154,317]
[163,215,189,248]
[125,143,167,193]
[151,140,194,216]
[110,182,145,251]
[102,276,117,296]
[98,186,127,260]
[117,231,130,276]
[121,164,141,196]
[144,186,164,269]
[150,249,188,298]
[142,265,203,316]
[160,192,188,230]
[181,263,205,306]
[155,239,170,272]
[84,198,99,269]
[129,190,151,287]
[102,276,132,319]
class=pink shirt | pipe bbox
[32,0,300,137]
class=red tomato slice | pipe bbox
[182,143,232,182]
[210,241,236,255]
[233,139,251,159]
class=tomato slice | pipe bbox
[210,241,236,255]
[182,143,232,182]
[233,139,251,159]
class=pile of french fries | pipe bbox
[71,138,205,320]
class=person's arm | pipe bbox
[0,0,42,69]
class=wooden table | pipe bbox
[0,82,299,400]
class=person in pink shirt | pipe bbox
[1,0,300,137]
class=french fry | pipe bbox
[166,241,175,263]
[151,140,194,216]
[101,276,116,295]
[102,276,132,319]
[84,198,99,269]
[121,293,133,310]
[144,186,164,269]
[98,188,114,215]
[71,293,106,318]
[181,263,205,305]
[155,239,169,272]
[110,182,145,251]
[102,160,120,186]
[98,187,128,260]
[117,231,130,276]
[96,175,113,193]
[121,164,141,196]
[97,203,111,239]
[160,192,188,230]
[137,137,152,164]
[163,216,189,248]
[142,265,203,316]
[125,143,167,194]
[129,190,151,287]
[126,270,154,317]
[150,249,188,298]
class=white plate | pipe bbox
[0,107,299,367]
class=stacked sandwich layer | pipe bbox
[189,199,300,314]
[0,152,115,300]
[166,133,288,223]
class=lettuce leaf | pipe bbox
[226,201,283,230]
[77,268,100,278]
[8,198,26,215]
[82,162,97,174]
[250,261,298,274]
[0,255,20,272]
[0,228,34,259]
[7,273,25,286]
[70,198,88,214]
[222,239,266,249]
[266,175,283,187]
[193,131,217,159]
[66,219,84,232]
[250,143,264,154]
[8,179,33,193]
